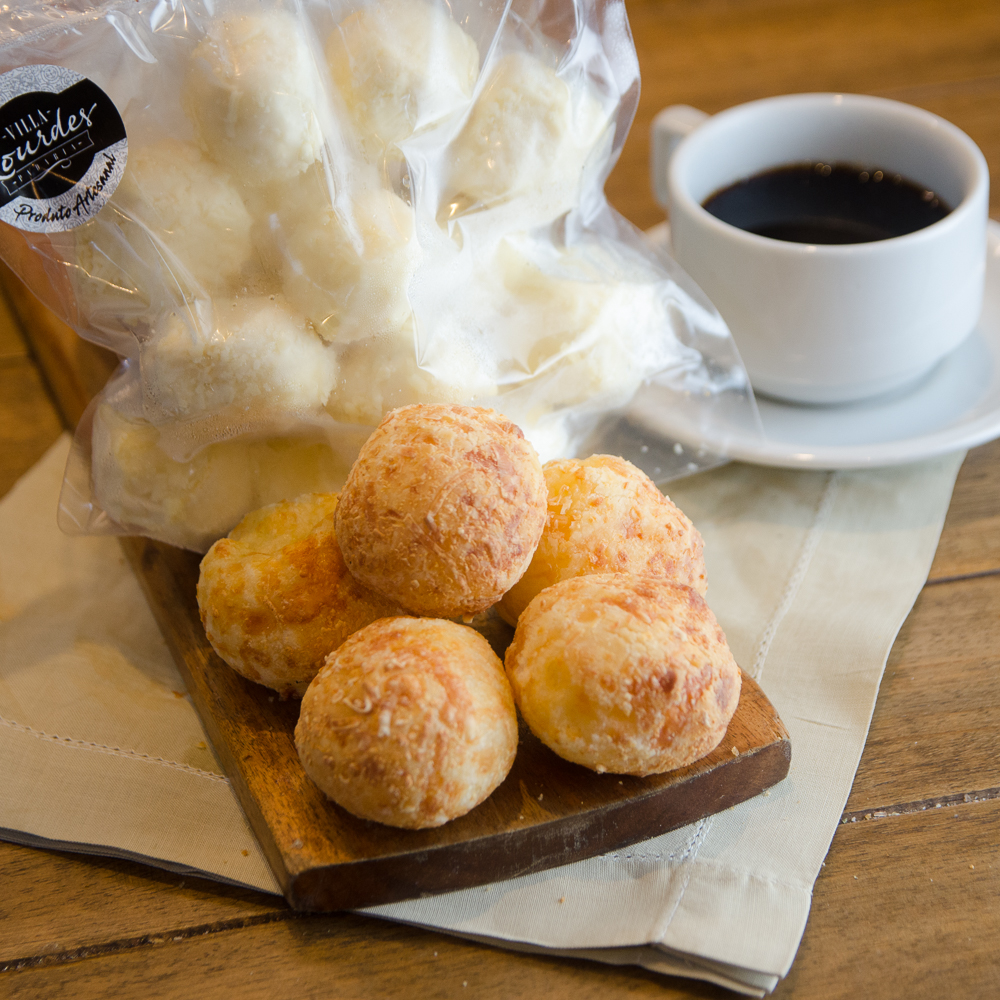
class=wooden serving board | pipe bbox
[122,535,791,912]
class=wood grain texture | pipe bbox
[5,800,997,1000]
[0,842,284,968]
[928,437,1000,580]
[1,901,727,1000]
[776,798,1000,999]
[120,536,789,911]
[606,0,1000,230]
[846,573,1000,812]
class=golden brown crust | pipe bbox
[295,617,518,828]
[504,574,740,776]
[497,454,707,625]
[197,492,403,697]
[334,404,547,617]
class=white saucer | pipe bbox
[647,219,1000,469]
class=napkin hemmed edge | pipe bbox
[0,826,281,895]
[376,921,778,996]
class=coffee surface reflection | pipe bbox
[702,162,952,244]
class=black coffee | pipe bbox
[702,162,951,244]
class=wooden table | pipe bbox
[2,1,999,995]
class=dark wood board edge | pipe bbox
[288,737,791,911]
[120,534,792,914]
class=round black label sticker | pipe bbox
[0,65,127,233]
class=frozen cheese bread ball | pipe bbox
[113,139,251,293]
[282,187,419,343]
[295,616,518,828]
[505,574,741,776]
[185,11,324,183]
[326,0,479,152]
[197,493,403,698]
[91,404,346,552]
[498,455,707,624]
[490,241,662,415]
[241,161,334,280]
[140,296,337,419]
[325,326,496,427]
[334,404,546,617]
[75,139,252,304]
[445,51,610,219]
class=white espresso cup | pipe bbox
[652,93,990,405]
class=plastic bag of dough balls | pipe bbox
[91,404,347,552]
[0,0,753,561]
[197,493,404,698]
[326,0,479,155]
[184,10,325,184]
[139,295,337,420]
[334,404,546,617]
[295,617,518,828]
[497,455,707,625]
[444,51,611,221]
[505,574,741,776]
[281,187,419,344]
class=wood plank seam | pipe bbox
[924,568,1000,586]
[0,911,295,974]
[840,785,1000,825]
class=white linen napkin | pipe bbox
[0,435,963,994]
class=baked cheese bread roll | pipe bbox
[334,404,547,617]
[197,493,402,697]
[505,574,740,776]
[295,617,518,828]
[498,454,707,624]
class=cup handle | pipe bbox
[650,105,709,211]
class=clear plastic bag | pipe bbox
[0,0,759,552]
